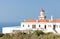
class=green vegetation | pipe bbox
[0,33,4,37]
[0,30,60,39]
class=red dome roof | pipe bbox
[40,9,45,12]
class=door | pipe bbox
[53,25,56,30]
[45,25,46,29]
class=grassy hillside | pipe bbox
[0,30,60,39]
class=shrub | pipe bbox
[46,32,53,35]
[0,33,4,37]
[34,30,44,36]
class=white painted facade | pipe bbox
[2,9,60,34]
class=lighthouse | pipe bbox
[39,9,46,20]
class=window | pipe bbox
[59,25,60,28]
[32,24,36,28]
[39,25,40,27]
[48,25,51,27]
[23,24,24,27]
[56,25,58,28]
[28,24,30,27]
[45,25,46,29]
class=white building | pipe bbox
[2,9,60,34]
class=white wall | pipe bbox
[55,23,60,33]
[20,22,58,33]
[21,22,48,30]
[46,23,54,32]
[2,22,60,34]
[2,27,22,34]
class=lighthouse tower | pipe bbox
[39,9,46,20]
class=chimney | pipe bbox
[51,16,53,20]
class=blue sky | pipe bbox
[0,0,60,26]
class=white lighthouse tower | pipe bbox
[39,9,46,20]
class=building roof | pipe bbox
[24,19,36,22]
[49,20,55,22]
[24,19,51,22]
[55,18,60,22]
[24,18,60,23]
[38,19,48,22]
